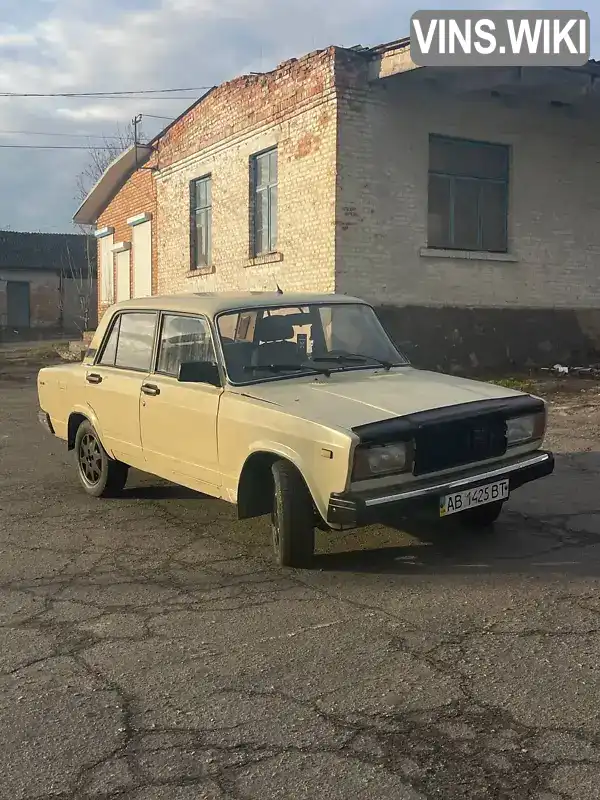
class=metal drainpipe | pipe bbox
[58,269,64,330]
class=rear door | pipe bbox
[85,310,157,468]
[139,312,222,491]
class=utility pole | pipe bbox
[133,113,142,169]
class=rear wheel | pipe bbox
[271,460,315,568]
[75,420,128,498]
[456,500,504,529]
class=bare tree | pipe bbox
[75,120,145,205]
[70,120,146,337]
[60,237,97,337]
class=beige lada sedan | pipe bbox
[37,291,554,568]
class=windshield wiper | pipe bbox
[244,363,332,376]
[312,353,395,371]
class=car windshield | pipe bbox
[216,302,409,384]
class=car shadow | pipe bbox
[311,451,600,577]
[118,451,600,577]
[121,473,213,501]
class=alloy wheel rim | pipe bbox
[78,433,102,486]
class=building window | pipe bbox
[251,148,278,256]
[428,135,509,253]
[191,176,212,269]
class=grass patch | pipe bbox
[488,376,536,394]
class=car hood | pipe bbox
[231,367,526,430]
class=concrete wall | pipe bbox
[0,269,60,332]
[335,66,600,370]
[0,269,97,341]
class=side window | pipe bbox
[98,316,121,366]
[114,312,157,371]
[156,314,216,377]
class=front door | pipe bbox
[85,310,158,468]
[139,312,222,491]
[7,281,30,328]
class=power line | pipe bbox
[0,86,211,98]
[0,95,203,101]
[141,114,176,121]
[0,143,120,150]
[0,128,130,140]
[0,114,183,146]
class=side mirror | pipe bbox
[178,360,221,386]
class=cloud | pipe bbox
[0,27,37,48]
[0,0,598,232]
[54,104,128,122]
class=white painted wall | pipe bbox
[132,221,152,298]
[98,234,114,304]
[115,250,131,301]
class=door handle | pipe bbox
[86,373,102,384]
[141,383,160,396]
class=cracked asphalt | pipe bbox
[2,363,600,800]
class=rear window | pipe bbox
[97,312,157,372]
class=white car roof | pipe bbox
[107,291,369,317]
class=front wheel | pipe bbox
[456,500,504,529]
[271,460,315,568]
[75,420,129,498]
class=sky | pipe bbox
[0,0,597,234]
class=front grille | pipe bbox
[413,415,507,476]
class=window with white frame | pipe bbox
[251,148,278,256]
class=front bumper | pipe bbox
[326,450,554,527]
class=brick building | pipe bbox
[75,39,600,371]
[0,230,97,342]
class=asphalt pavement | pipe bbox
[2,364,600,800]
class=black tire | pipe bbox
[456,500,504,529]
[74,420,129,498]
[271,460,315,568]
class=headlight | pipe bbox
[352,441,413,480]
[506,411,546,445]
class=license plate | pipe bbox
[440,479,509,517]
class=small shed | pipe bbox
[0,230,97,341]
